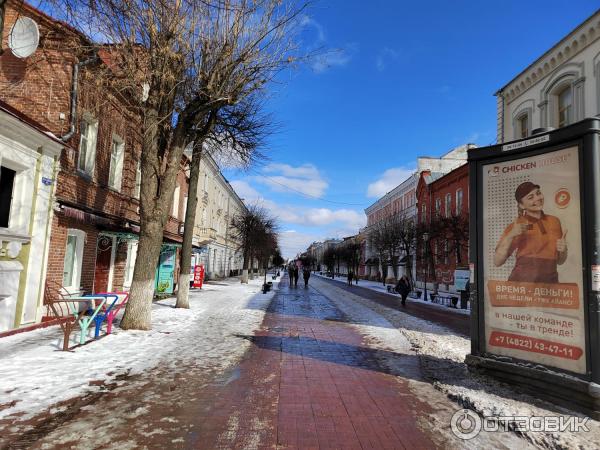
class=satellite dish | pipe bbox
[8,17,40,58]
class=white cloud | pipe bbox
[229,180,261,202]
[367,166,415,198]
[312,44,357,73]
[278,230,320,259]
[253,163,328,198]
[376,47,399,72]
[299,15,325,42]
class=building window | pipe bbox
[434,241,438,264]
[123,241,138,289]
[421,204,426,223]
[182,196,188,220]
[444,241,449,265]
[63,229,85,292]
[435,198,441,217]
[77,118,98,175]
[134,161,141,199]
[456,189,463,215]
[172,184,180,217]
[557,86,573,128]
[445,193,452,218]
[0,166,16,228]
[108,136,125,191]
[517,114,529,139]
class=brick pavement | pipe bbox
[188,275,440,449]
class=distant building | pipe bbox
[191,152,247,279]
[415,163,469,293]
[363,144,475,282]
[495,10,600,143]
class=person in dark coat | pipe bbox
[347,271,353,285]
[288,265,294,287]
[303,267,311,287]
[396,275,412,306]
[293,266,299,287]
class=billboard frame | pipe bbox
[466,118,600,416]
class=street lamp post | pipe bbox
[422,232,429,302]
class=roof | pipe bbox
[495,9,600,94]
[0,99,65,147]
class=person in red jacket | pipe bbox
[494,182,568,283]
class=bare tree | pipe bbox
[55,0,306,328]
[176,96,273,308]
[230,204,278,284]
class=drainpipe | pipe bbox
[495,89,505,144]
[60,54,98,141]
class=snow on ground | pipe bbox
[0,276,278,422]
[311,277,600,450]
[314,272,470,316]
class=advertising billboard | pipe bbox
[482,146,585,373]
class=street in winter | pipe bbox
[2,0,600,449]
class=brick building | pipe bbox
[415,163,469,293]
[0,0,189,328]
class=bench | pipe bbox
[44,281,106,350]
[85,291,129,338]
[429,293,459,308]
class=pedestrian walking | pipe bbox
[347,271,353,285]
[288,265,294,287]
[293,266,299,287]
[303,267,311,287]
[395,275,411,306]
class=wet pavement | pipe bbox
[1,275,483,449]
[315,276,470,337]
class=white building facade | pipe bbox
[192,153,247,280]
[495,11,600,143]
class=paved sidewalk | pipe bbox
[188,275,439,449]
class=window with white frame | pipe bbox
[77,118,98,175]
[182,196,187,220]
[172,184,180,217]
[444,241,449,265]
[517,113,529,139]
[435,198,441,217]
[123,241,138,289]
[456,189,463,215]
[0,166,16,228]
[557,85,573,128]
[108,136,125,191]
[134,160,141,199]
[434,241,438,264]
[421,204,426,223]
[445,193,452,218]
[63,229,85,292]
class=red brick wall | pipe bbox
[46,214,98,294]
[416,165,469,288]
[3,0,190,295]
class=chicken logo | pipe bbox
[487,166,500,177]
[555,188,571,209]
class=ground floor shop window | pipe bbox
[63,229,85,292]
[124,241,138,289]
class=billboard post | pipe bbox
[466,118,600,417]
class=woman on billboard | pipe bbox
[494,181,568,283]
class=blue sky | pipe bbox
[224,0,599,258]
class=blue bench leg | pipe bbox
[94,315,105,339]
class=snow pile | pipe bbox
[0,277,277,421]
[312,278,600,449]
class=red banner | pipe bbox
[487,280,579,309]
[489,331,583,361]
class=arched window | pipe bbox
[557,85,573,127]
[517,113,529,138]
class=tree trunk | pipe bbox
[176,147,202,309]
[121,222,163,330]
[122,107,189,330]
[241,248,249,283]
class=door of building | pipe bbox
[94,235,115,292]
